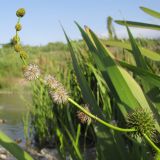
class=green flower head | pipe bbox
[16,8,26,17]
[12,35,20,44]
[127,108,156,139]
[15,23,22,31]
[20,51,28,59]
[14,44,22,52]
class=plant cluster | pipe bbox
[1,6,160,160]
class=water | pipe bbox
[0,92,30,144]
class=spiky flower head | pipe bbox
[77,104,91,124]
[50,86,69,104]
[14,44,22,52]
[23,64,40,81]
[16,8,25,17]
[44,75,61,90]
[20,51,28,59]
[127,108,156,138]
[12,35,20,44]
[15,23,22,31]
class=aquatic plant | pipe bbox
[2,6,160,160]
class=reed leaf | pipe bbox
[63,26,131,160]
[105,40,160,61]
[140,6,160,19]
[80,24,149,113]
[115,20,160,31]
[118,60,160,87]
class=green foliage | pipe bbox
[0,131,33,160]
[1,5,160,160]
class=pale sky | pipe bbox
[0,0,160,45]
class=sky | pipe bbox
[0,0,160,45]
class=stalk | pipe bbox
[68,97,136,132]
[143,133,160,153]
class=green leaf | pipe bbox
[140,6,160,19]
[105,40,160,61]
[77,24,160,134]
[126,26,151,92]
[118,60,160,87]
[0,131,33,160]
[63,25,129,160]
[115,20,160,31]
[126,26,148,69]
[86,26,150,111]
[62,26,102,117]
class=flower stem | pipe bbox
[143,133,160,153]
[68,97,136,132]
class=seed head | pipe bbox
[16,8,25,17]
[127,108,156,138]
[14,44,22,52]
[44,75,61,89]
[12,35,20,44]
[50,86,69,104]
[15,23,22,31]
[23,64,40,81]
[20,51,28,59]
[77,105,91,124]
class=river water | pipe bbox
[0,92,30,144]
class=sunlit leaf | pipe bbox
[140,6,160,19]
[0,131,33,160]
[105,40,160,61]
[115,20,160,31]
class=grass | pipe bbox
[0,42,70,90]
[0,38,159,90]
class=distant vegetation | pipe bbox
[0,39,159,90]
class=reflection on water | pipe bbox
[0,93,31,144]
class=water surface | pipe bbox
[0,92,30,144]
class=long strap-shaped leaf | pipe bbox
[140,6,160,19]
[105,40,160,61]
[80,25,160,132]
[126,26,151,92]
[118,60,160,87]
[77,23,147,113]
[115,20,160,31]
[62,26,103,118]
[126,26,148,69]
[0,131,33,160]
[62,26,130,160]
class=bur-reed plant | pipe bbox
[6,6,160,160]
[0,8,34,160]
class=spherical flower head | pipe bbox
[77,105,91,124]
[15,23,22,31]
[16,8,25,17]
[44,75,61,89]
[50,86,69,104]
[20,51,28,59]
[23,64,40,81]
[12,35,20,44]
[127,108,156,138]
[14,44,22,52]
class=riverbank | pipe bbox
[0,146,60,160]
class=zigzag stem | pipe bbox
[68,97,136,132]
[68,97,160,153]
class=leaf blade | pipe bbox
[140,6,160,19]
[115,20,160,31]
